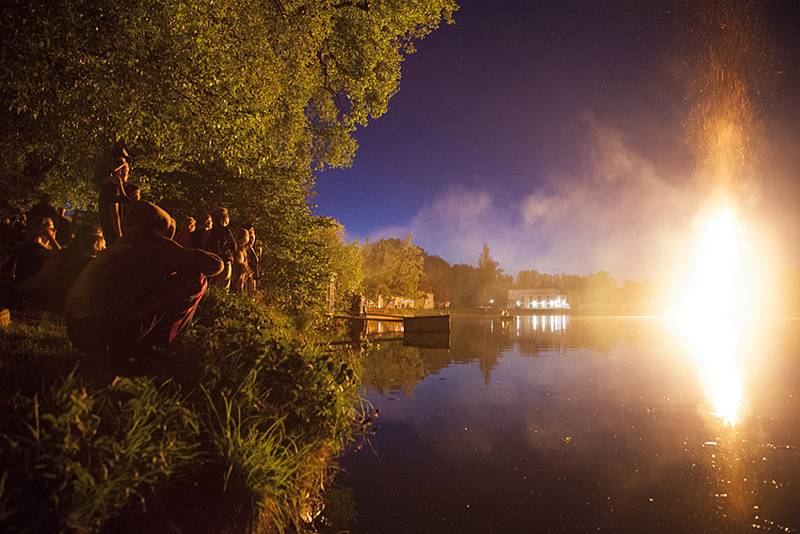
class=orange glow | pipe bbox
[673,206,747,425]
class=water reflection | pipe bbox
[679,314,744,425]
[361,316,624,397]
[340,317,800,533]
[513,314,570,336]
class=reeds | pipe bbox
[0,289,361,533]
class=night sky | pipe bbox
[315,0,800,280]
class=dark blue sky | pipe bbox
[314,0,800,278]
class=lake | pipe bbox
[333,316,800,533]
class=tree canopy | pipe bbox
[1,0,457,205]
[362,236,423,299]
[1,0,456,315]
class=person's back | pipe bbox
[66,201,223,354]
[48,225,105,311]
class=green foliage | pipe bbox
[0,290,362,533]
[311,220,363,311]
[174,289,362,530]
[420,254,454,302]
[0,373,199,533]
[0,0,457,316]
[361,344,424,396]
[0,0,457,207]
[362,236,424,299]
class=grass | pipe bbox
[0,289,361,533]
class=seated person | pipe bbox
[230,228,252,294]
[192,213,212,249]
[47,224,106,311]
[13,217,61,303]
[205,208,236,289]
[126,184,141,202]
[174,216,196,249]
[65,201,223,355]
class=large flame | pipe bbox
[675,206,747,425]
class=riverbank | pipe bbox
[0,290,361,533]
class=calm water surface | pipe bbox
[335,316,800,534]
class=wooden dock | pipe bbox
[403,314,450,333]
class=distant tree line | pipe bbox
[351,237,659,312]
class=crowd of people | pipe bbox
[0,147,263,355]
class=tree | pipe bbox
[450,263,481,308]
[362,236,424,299]
[476,243,499,304]
[0,0,458,206]
[0,0,457,315]
[313,220,363,310]
[420,254,454,304]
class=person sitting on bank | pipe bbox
[230,228,252,294]
[47,224,106,311]
[126,183,141,201]
[244,223,260,292]
[174,216,196,249]
[15,216,61,286]
[65,200,223,355]
[204,207,236,289]
[193,213,212,249]
[27,193,59,230]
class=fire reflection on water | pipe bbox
[674,206,747,426]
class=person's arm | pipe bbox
[158,237,224,276]
[45,228,61,251]
[112,161,131,201]
[190,249,225,276]
[111,202,123,239]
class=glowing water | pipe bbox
[675,207,746,425]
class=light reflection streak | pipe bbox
[675,207,746,425]
[510,314,569,336]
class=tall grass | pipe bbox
[0,289,361,533]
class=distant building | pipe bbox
[508,288,570,310]
[369,292,435,310]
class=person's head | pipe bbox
[70,224,106,256]
[202,214,213,231]
[248,227,256,244]
[31,216,55,243]
[127,184,141,201]
[109,145,129,184]
[235,228,250,248]
[215,208,229,228]
[184,216,196,232]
